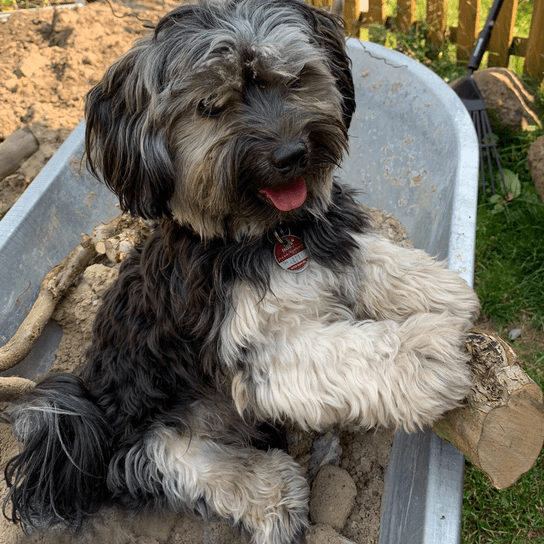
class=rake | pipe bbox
[451,0,507,194]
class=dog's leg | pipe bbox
[228,232,478,432]
[352,233,480,325]
[231,314,473,433]
[109,427,309,544]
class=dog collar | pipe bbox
[273,232,309,273]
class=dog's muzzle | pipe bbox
[260,141,309,211]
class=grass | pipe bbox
[475,133,544,329]
[463,124,544,544]
[359,5,544,543]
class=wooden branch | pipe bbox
[0,237,97,375]
[0,215,124,381]
[0,377,36,402]
[434,329,544,489]
[91,213,122,255]
[91,213,148,263]
[0,127,39,181]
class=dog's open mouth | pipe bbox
[260,177,307,211]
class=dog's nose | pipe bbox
[271,142,309,177]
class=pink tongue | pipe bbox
[260,177,307,211]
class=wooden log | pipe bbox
[0,127,39,181]
[434,329,544,489]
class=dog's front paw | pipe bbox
[395,312,473,431]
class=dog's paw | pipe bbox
[240,449,309,544]
[394,312,473,430]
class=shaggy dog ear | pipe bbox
[84,44,177,220]
[297,1,356,130]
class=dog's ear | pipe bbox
[297,1,356,130]
[84,44,176,220]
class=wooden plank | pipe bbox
[457,0,481,61]
[397,0,416,32]
[488,0,518,67]
[426,0,448,47]
[524,0,544,80]
[511,36,528,57]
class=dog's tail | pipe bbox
[3,373,113,531]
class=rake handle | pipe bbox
[467,0,506,73]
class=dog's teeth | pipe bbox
[260,177,307,211]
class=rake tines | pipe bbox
[451,0,507,195]
[470,103,507,195]
[451,73,506,195]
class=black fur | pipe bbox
[4,374,112,530]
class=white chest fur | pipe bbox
[219,256,363,369]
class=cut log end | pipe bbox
[479,385,544,489]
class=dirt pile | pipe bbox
[0,0,177,214]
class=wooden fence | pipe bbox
[312,0,544,82]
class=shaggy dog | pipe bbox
[4,0,479,542]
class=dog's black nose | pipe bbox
[271,142,309,177]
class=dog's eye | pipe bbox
[198,100,224,119]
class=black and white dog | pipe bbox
[4,1,479,542]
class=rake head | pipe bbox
[451,74,506,195]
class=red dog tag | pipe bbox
[274,235,309,273]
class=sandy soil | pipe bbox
[0,0,179,214]
[0,3,411,543]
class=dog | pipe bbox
[3,0,480,542]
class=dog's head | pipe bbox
[85,0,354,239]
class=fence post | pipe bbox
[524,0,544,80]
[426,0,448,47]
[367,0,387,25]
[344,0,361,35]
[358,0,386,31]
[396,0,416,31]
[457,0,481,61]
[488,0,518,67]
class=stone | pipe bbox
[528,135,544,203]
[471,68,541,132]
[307,429,343,482]
[305,524,356,544]
[508,328,522,341]
[19,51,49,78]
[309,465,357,531]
